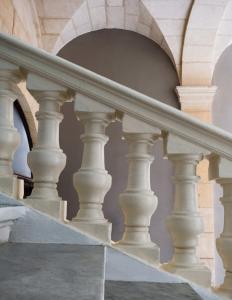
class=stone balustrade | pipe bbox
[0,32,232,298]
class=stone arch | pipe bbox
[52,0,176,72]
[182,0,230,86]
[212,0,232,76]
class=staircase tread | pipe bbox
[0,243,105,300]
[105,281,204,300]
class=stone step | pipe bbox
[0,243,105,300]
[104,281,203,300]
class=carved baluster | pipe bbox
[209,154,232,298]
[162,134,211,286]
[72,94,115,242]
[24,74,69,219]
[0,59,21,197]
[116,115,160,264]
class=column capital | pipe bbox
[0,58,22,94]
[176,86,217,112]
[163,133,208,157]
[208,154,232,180]
[122,114,161,135]
[26,73,71,102]
[75,92,115,114]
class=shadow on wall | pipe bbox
[58,29,180,262]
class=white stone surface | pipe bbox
[0,206,27,243]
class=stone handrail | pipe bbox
[0,32,231,298]
[0,33,232,160]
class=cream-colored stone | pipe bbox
[125,0,139,16]
[199,208,214,233]
[143,0,192,20]
[185,29,216,46]
[197,159,209,183]
[138,2,152,27]
[107,6,124,29]
[149,22,163,45]
[182,62,212,86]
[59,20,77,44]
[158,19,185,37]
[41,34,59,52]
[0,0,14,33]
[188,4,225,30]
[88,0,105,8]
[197,233,214,258]
[13,14,31,44]
[41,0,82,18]
[89,6,106,30]
[183,45,213,62]
[73,2,91,28]
[43,18,69,34]
[137,23,150,38]
[118,132,159,259]
[125,14,138,31]
[76,22,92,36]
[197,183,214,208]
[107,0,123,6]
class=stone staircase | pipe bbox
[0,32,232,299]
[0,193,224,300]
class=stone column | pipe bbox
[24,74,69,220]
[209,155,232,298]
[176,86,217,273]
[162,133,211,287]
[0,59,21,197]
[72,94,115,242]
[116,115,160,264]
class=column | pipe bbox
[72,94,115,242]
[209,155,232,298]
[24,74,69,219]
[0,59,21,196]
[162,133,211,287]
[116,115,160,264]
[176,86,217,272]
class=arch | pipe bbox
[52,0,177,73]
[212,0,232,76]
[182,0,230,85]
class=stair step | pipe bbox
[104,281,203,300]
[0,243,105,300]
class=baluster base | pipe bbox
[71,221,112,243]
[114,242,160,266]
[162,262,211,287]
[22,197,67,221]
[214,272,232,299]
[0,175,24,199]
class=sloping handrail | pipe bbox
[0,32,232,160]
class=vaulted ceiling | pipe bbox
[1,0,232,85]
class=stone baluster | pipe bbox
[116,115,160,264]
[24,74,69,219]
[0,59,21,197]
[72,94,115,242]
[162,134,211,286]
[209,154,232,298]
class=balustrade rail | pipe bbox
[0,33,231,298]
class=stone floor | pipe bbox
[104,281,203,300]
[0,243,105,300]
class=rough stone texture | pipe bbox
[0,243,105,300]
[105,281,203,300]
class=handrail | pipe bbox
[1,32,232,160]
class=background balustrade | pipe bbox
[0,59,21,197]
